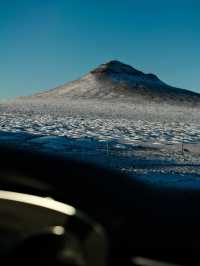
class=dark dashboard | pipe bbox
[0,144,200,266]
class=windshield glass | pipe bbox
[0,1,199,188]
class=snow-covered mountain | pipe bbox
[28,60,200,106]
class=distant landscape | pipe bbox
[0,61,200,186]
[19,60,200,106]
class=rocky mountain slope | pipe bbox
[27,60,200,106]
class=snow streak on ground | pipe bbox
[0,99,199,187]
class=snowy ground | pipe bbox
[0,98,199,187]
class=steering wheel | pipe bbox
[0,144,200,266]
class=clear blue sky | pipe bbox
[0,0,200,99]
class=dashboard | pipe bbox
[0,144,200,265]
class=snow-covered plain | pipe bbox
[0,98,200,187]
[1,99,199,144]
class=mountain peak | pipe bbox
[27,60,200,107]
[91,60,143,75]
[90,60,159,80]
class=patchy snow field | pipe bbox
[0,98,199,187]
[1,99,199,144]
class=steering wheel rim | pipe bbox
[0,144,142,215]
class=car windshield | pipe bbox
[0,1,199,189]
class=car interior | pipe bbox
[0,144,200,266]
